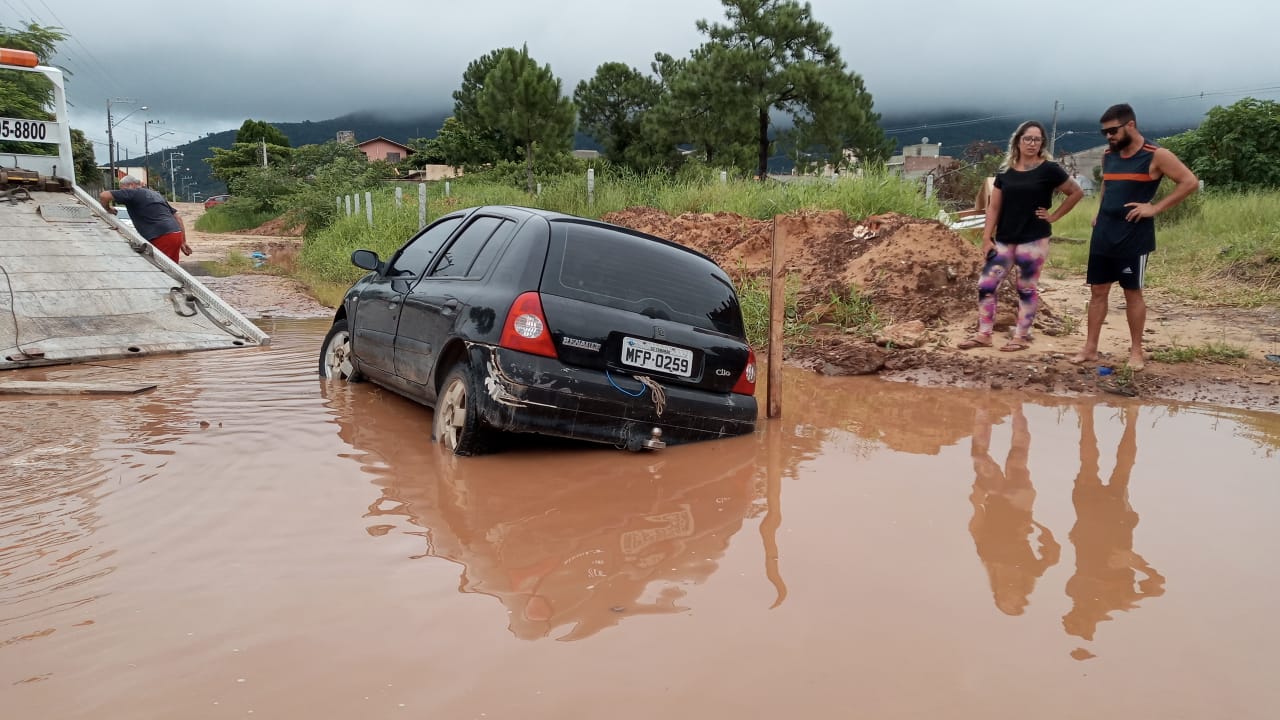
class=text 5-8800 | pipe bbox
[0,118,56,144]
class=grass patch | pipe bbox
[1047,190,1280,305]
[1152,341,1249,364]
[195,201,276,233]
[736,273,809,347]
[203,251,254,277]
[806,288,883,338]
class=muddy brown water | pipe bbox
[3,319,1278,719]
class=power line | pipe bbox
[32,0,127,97]
[884,113,1023,134]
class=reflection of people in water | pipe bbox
[969,403,1060,616]
[1063,405,1165,643]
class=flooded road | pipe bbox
[3,319,1279,719]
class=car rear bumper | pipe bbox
[471,346,757,448]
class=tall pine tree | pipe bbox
[476,44,576,193]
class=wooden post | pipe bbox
[365,191,373,226]
[767,216,785,418]
[418,183,427,229]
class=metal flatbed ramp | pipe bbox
[0,189,269,369]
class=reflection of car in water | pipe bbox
[321,382,760,641]
[318,205,758,456]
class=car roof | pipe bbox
[466,205,722,267]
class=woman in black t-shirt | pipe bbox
[958,121,1083,352]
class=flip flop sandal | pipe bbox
[1000,337,1032,352]
[958,334,992,350]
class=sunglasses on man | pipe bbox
[1100,123,1129,137]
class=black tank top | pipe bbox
[1091,142,1161,257]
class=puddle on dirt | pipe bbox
[2,319,1278,719]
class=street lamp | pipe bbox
[106,98,146,188]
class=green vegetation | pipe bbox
[736,274,808,346]
[1151,341,1249,364]
[810,288,883,339]
[1161,98,1280,192]
[194,200,279,233]
[1048,190,1280,305]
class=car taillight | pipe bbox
[732,349,757,395]
[499,292,557,358]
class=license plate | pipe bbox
[620,337,693,377]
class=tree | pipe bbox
[574,62,665,169]
[1160,97,1280,191]
[69,128,100,188]
[0,22,63,123]
[692,0,888,177]
[475,44,576,192]
[235,119,291,148]
[452,48,520,164]
[410,116,502,170]
[643,50,754,170]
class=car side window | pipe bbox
[429,216,506,279]
[389,216,463,278]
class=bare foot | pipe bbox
[1127,352,1146,372]
[1068,351,1098,365]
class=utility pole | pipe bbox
[106,99,115,189]
[167,151,184,202]
[1049,100,1061,158]
[261,139,267,168]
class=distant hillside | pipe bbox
[877,112,1193,159]
[136,112,450,199]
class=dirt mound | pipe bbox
[602,208,984,325]
[243,214,304,237]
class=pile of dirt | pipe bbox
[603,208,983,324]
[243,214,305,237]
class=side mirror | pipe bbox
[351,249,381,272]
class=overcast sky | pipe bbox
[7,0,1276,161]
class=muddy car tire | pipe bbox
[319,318,364,382]
[433,363,494,456]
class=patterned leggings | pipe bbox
[977,238,1049,338]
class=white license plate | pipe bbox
[620,337,694,377]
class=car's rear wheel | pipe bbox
[433,363,494,456]
[319,319,363,382]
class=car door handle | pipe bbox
[441,299,460,316]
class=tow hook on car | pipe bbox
[643,427,666,450]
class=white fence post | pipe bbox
[925,173,935,200]
[354,192,361,215]
[336,196,342,214]
[344,195,352,217]
[444,181,451,197]
[536,183,542,197]
[587,168,595,206]
[365,191,373,227]
[418,183,427,229]
[395,186,403,208]
[720,170,727,184]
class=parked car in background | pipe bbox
[114,205,134,229]
[203,194,230,209]
[318,205,758,456]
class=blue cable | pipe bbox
[606,369,647,397]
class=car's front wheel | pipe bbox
[433,363,494,456]
[319,318,363,382]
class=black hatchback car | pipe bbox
[319,206,757,455]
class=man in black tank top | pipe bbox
[1070,104,1198,371]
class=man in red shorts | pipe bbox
[99,175,191,262]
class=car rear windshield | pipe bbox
[543,220,744,337]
